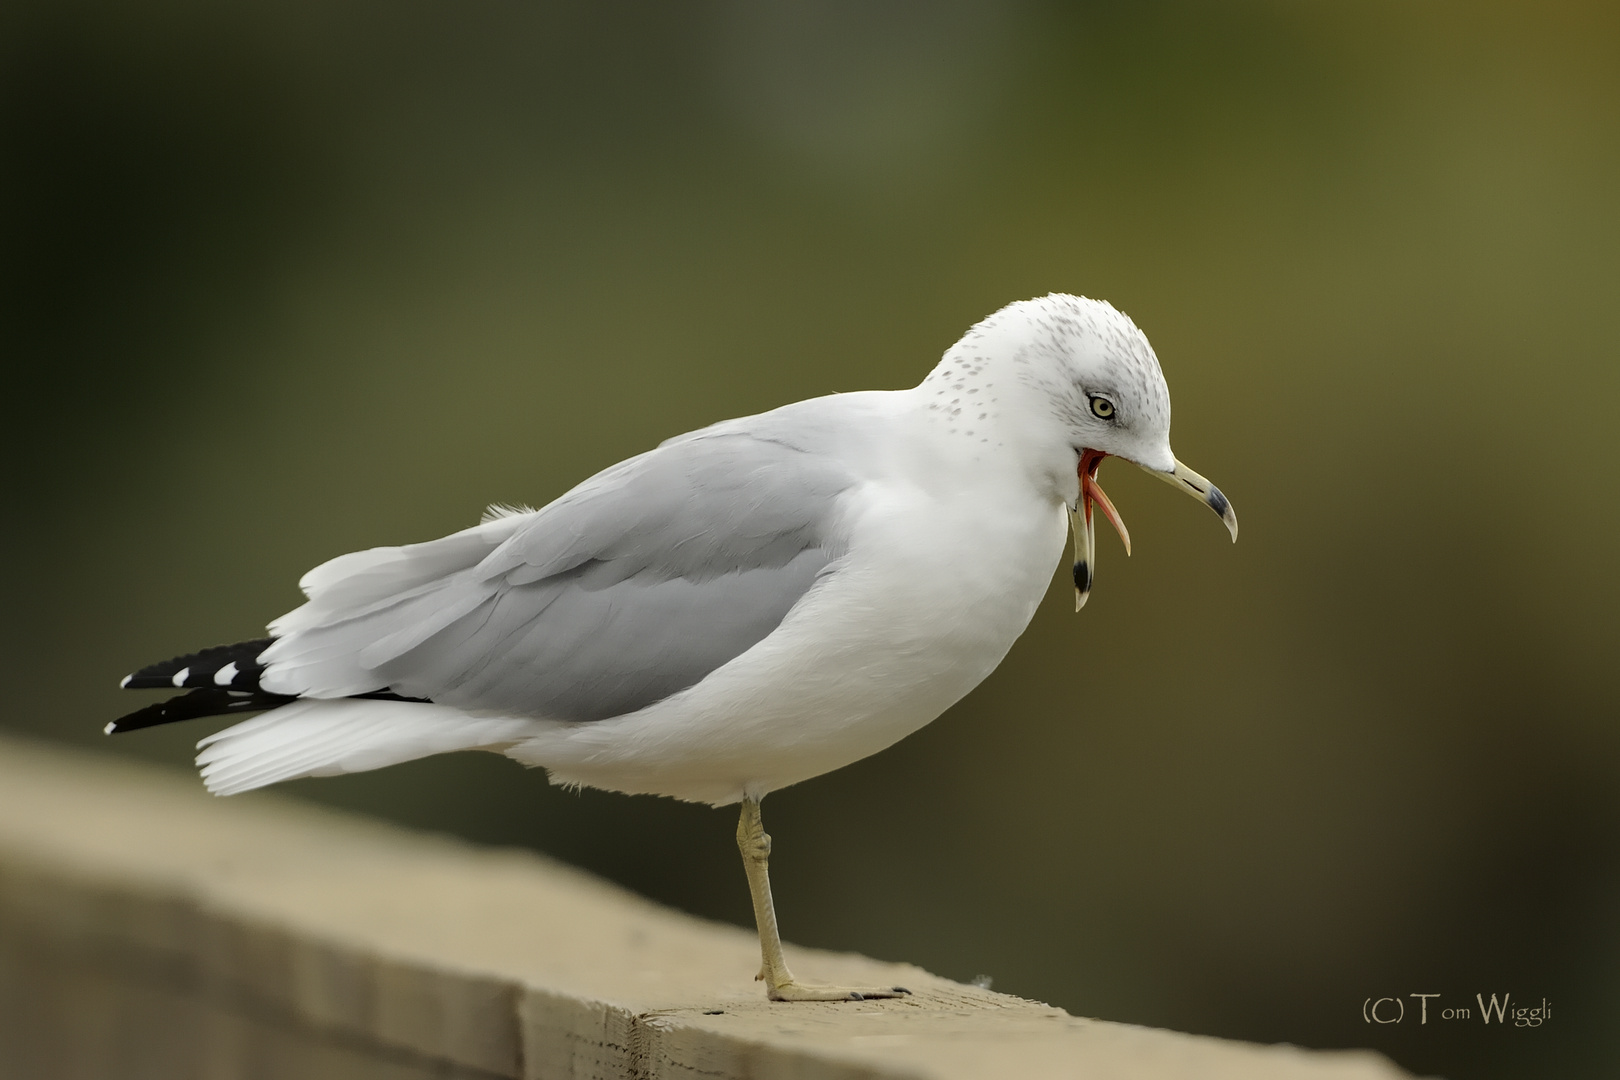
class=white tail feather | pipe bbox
[196,699,539,796]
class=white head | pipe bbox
[926,293,1237,607]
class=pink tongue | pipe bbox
[1080,462,1132,555]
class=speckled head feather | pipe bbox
[921,293,1177,478]
[919,293,1231,612]
[1001,293,1169,435]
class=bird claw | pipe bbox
[767,980,912,1002]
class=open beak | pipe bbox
[1068,450,1131,612]
[1068,451,1238,611]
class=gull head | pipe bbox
[945,293,1239,609]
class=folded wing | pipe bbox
[259,427,855,722]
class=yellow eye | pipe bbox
[1089,396,1115,420]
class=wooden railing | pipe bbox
[0,735,1406,1079]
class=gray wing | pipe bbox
[259,426,855,721]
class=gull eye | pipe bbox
[1089,395,1116,420]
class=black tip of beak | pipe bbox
[1072,561,1091,592]
[1206,484,1230,520]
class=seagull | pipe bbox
[110,293,1237,1002]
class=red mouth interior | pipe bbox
[1077,449,1131,554]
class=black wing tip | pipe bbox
[111,635,430,736]
[105,686,432,735]
[106,687,294,734]
[120,638,274,692]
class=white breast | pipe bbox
[514,420,1071,806]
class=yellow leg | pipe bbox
[736,796,910,1002]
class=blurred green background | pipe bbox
[4,2,1617,1076]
